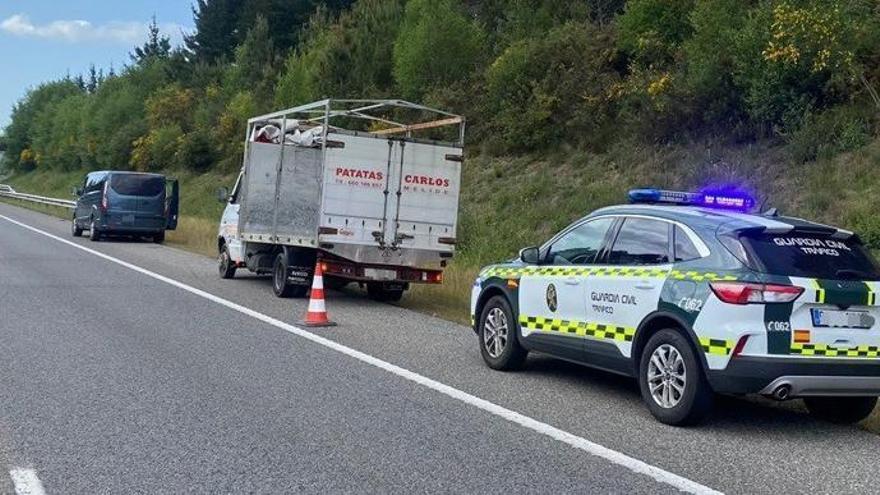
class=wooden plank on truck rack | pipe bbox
[371,117,464,135]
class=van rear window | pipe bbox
[110,175,165,196]
[740,232,880,280]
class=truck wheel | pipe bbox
[478,295,527,371]
[218,245,236,279]
[153,231,165,244]
[804,397,877,424]
[638,329,713,426]
[367,283,404,302]
[89,219,101,242]
[272,253,309,298]
[71,216,83,237]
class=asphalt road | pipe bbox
[0,202,878,494]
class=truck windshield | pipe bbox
[110,175,165,197]
[740,231,880,280]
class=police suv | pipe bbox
[471,189,880,425]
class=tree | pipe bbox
[185,0,245,63]
[224,15,277,105]
[131,16,172,65]
[393,0,486,99]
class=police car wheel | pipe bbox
[804,396,877,424]
[479,296,527,371]
[639,329,713,426]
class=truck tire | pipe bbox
[478,295,527,371]
[272,253,309,298]
[804,397,877,424]
[71,216,83,237]
[218,244,236,279]
[367,283,404,302]
[638,328,713,426]
[153,231,165,244]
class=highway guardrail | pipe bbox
[0,184,76,209]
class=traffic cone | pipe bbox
[302,260,337,327]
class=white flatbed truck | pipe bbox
[216,99,465,301]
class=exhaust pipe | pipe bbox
[772,384,792,401]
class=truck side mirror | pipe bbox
[216,186,229,203]
[519,246,540,264]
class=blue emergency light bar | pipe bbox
[628,188,755,211]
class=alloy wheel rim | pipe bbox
[483,307,509,358]
[647,344,687,409]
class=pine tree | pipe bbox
[132,16,172,65]
[87,64,99,93]
[185,0,245,63]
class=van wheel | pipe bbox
[478,295,527,371]
[218,245,237,279]
[89,220,101,242]
[153,231,165,244]
[71,217,83,237]
[638,329,713,426]
[804,397,877,424]
[366,283,404,302]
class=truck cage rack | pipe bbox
[246,99,466,147]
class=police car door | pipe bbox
[584,217,673,364]
[518,217,616,362]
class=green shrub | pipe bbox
[176,130,215,172]
[483,22,620,152]
[786,106,872,163]
[393,0,486,100]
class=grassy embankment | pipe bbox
[5,137,880,432]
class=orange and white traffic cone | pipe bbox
[302,260,337,327]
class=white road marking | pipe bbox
[9,468,46,495]
[0,213,723,495]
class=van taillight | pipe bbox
[710,282,803,305]
[101,182,110,212]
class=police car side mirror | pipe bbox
[519,247,540,265]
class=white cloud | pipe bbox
[0,14,186,45]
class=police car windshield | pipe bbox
[740,232,880,280]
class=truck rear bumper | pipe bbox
[707,356,880,397]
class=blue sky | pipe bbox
[0,1,194,128]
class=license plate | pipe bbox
[122,214,135,224]
[364,268,397,280]
[811,309,874,329]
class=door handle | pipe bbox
[635,280,656,290]
[563,278,580,286]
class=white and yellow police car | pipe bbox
[471,189,880,425]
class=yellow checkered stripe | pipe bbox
[699,337,733,356]
[791,343,880,358]
[482,266,736,282]
[519,315,635,342]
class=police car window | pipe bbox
[547,217,614,265]
[674,225,702,262]
[608,218,670,265]
[740,232,880,280]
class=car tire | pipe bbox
[638,328,713,426]
[367,283,404,302]
[804,396,877,424]
[218,244,237,279]
[89,219,101,242]
[478,295,527,371]
[71,217,83,237]
[153,231,165,244]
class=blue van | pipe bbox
[71,171,179,243]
